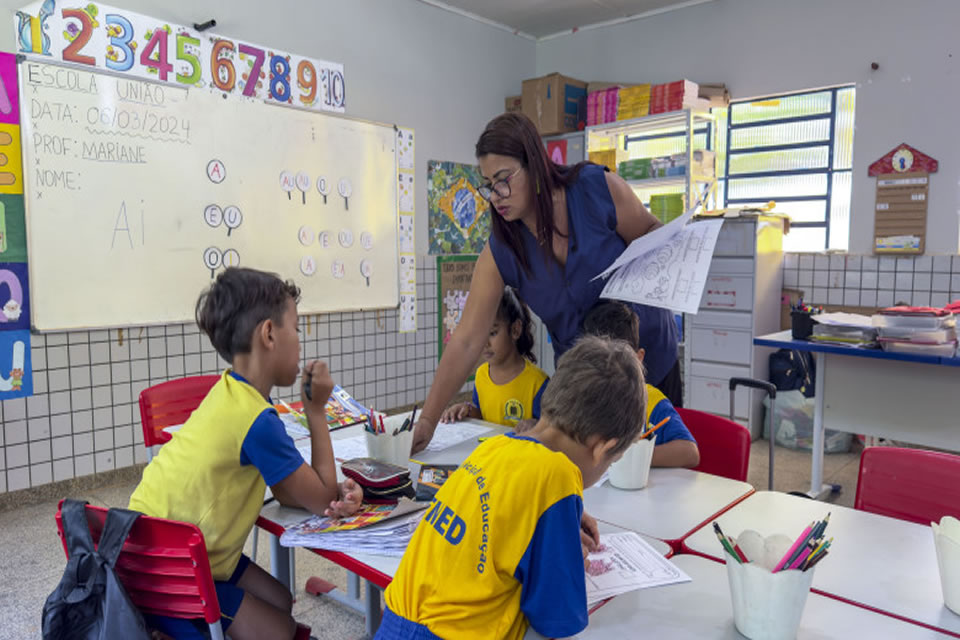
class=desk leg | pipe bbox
[365,580,382,637]
[807,352,832,500]
[269,533,293,594]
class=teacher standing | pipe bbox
[412,113,680,453]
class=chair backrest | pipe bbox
[854,446,960,525]
[139,375,219,450]
[55,500,222,628]
[676,408,751,482]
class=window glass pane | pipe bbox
[731,200,826,223]
[783,226,826,253]
[834,87,856,170]
[731,118,830,149]
[730,91,832,125]
[727,173,828,200]
[829,171,852,250]
[729,146,829,175]
[624,128,711,160]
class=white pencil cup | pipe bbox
[933,517,960,615]
[725,552,815,640]
[608,438,655,490]
[365,430,414,467]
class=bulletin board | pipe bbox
[437,254,478,370]
[19,60,398,330]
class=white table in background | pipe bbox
[682,491,960,636]
[583,468,755,547]
[578,555,953,638]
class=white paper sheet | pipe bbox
[594,208,697,280]
[585,532,692,605]
[600,219,723,314]
[814,312,875,329]
[424,422,492,452]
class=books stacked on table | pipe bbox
[808,312,878,348]
[280,500,428,556]
[873,306,958,357]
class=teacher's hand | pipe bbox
[410,417,437,454]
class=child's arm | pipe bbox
[272,361,358,516]
[651,439,700,468]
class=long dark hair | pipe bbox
[498,286,536,363]
[475,112,587,274]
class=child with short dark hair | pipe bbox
[379,336,646,639]
[441,286,548,428]
[129,267,362,640]
[582,300,700,468]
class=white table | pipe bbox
[683,491,960,636]
[583,468,755,546]
[579,555,953,638]
[755,330,960,498]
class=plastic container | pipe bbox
[725,551,816,640]
[608,438,655,490]
[872,312,956,330]
[878,339,958,357]
[877,326,957,343]
[763,391,852,453]
[790,311,816,340]
[933,516,960,615]
[365,430,414,467]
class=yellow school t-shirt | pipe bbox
[471,360,548,428]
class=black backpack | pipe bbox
[768,348,816,398]
[42,499,152,640]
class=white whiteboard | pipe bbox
[19,60,398,331]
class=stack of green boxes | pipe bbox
[649,193,685,223]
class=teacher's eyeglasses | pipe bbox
[477,166,522,201]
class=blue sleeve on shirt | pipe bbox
[240,408,305,486]
[471,387,480,408]
[650,397,696,445]
[514,494,588,637]
[531,378,548,419]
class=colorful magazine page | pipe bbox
[284,498,427,534]
[275,384,370,430]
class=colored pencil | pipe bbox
[641,416,670,440]
[773,522,814,572]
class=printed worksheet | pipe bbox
[424,422,492,452]
[600,219,723,314]
[585,532,691,605]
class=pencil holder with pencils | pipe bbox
[790,310,817,340]
[364,412,414,467]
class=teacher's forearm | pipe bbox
[421,334,483,425]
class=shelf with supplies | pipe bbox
[585,109,720,217]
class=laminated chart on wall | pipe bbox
[18,60,398,330]
[0,51,30,399]
[598,210,723,314]
[397,127,416,333]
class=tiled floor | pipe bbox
[0,439,864,640]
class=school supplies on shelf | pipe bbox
[279,499,428,556]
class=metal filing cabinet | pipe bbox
[684,216,784,439]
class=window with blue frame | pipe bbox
[716,86,856,252]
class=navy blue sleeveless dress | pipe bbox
[489,164,679,386]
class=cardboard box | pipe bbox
[504,95,522,114]
[522,73,587,135]
[699,82,730,108]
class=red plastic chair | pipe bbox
[854,446,960,525]
[139,375,219,461]
[676,408,751,482]
[54,500,225,640]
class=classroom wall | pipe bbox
[0,0,535,492]
[534,0,960,255]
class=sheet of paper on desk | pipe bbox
[600,219,723,314]
[585,532,691,605]
[296,435,369,469]
[425,422,492,452]
[814,312,875,329]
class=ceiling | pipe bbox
[417,0,715,40]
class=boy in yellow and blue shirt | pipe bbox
[129,267,362,640]
[583,300,700,468]
[380,336,647,639]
